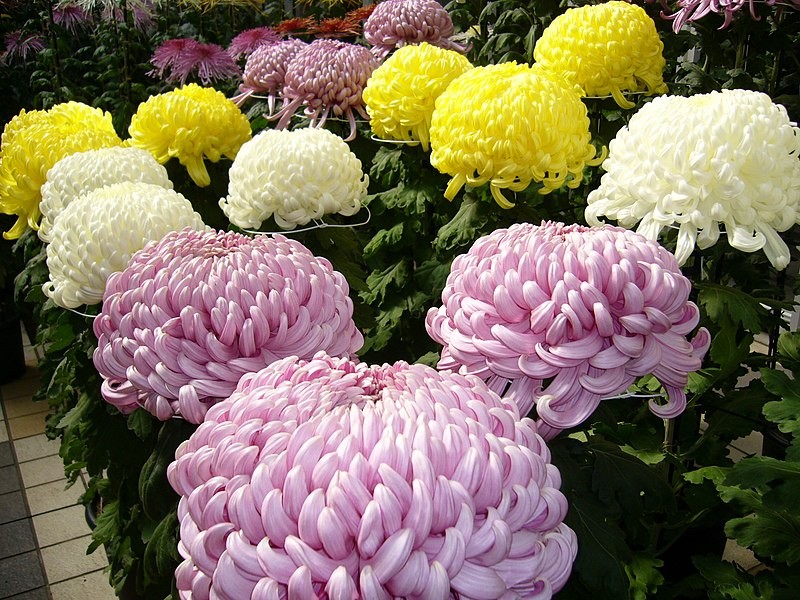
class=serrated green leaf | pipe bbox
[698,284,769,332]
[777,331,800,363]
[726,511,800,565]
[370,146,405,187]
[626,554,664,600]
[57,392,94,431]
[143,511,180,585]
[684,465,728,486]
[363,223,405,259]
[723,456,800,489]
[433,193,482,252]
[90,499,120,550]
[361,261,409,304]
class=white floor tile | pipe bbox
[32,504,91,548]
[13,433,60,463]
[18,454,65,488]
[41,535,108,584]
[26,479,83,516]
[49,569,117,600]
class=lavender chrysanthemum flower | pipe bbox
[273,39,378,141]
[168,354,577,599]
[230,38,306,111]
[227,26,281,61]
[93,229,363,423]
[2,31,46,64]
[665,0,800,32]
[149,38,240,85]
[52,4,93,34]
[426,221,710,439]
[364,0,466,59]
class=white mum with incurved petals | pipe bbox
[43,182,206,309]
[220,128,368,230]
[39,147,172,242]
[586,90,800,269]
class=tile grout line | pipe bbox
[0,388,53,600]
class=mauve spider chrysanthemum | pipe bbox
[665,0,800,33]
[52,4,93,34]
[231,38,306,111]
[93,229,363,423]
[227,26,281,61]
[150,38,240,85]
[273,39,378,141]
[426,221,711,439]
[168,354,577,599]
[364,0,466,59]
[2,31,46,63]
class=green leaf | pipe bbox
[370,146,405,187]
[361,260,410,304]
[433,193,482,252]
[127,409,154,441]
[723,456,800,489]
[625,554,664,600]
[726,512,800,565]
[698,283,770,332]
[777,331,800,363]
[90,499,120,550]
[57,392,94,431]
[363,223,405,259]
[142,511,180,586]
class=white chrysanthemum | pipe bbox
[43,182,206,309]
[219,128,368,230]
[39,147,172,242]
[586,90,800,269]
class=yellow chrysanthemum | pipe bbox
[362,42,472,150]
[128,84,252,187]
[533,1,667,109]
[0,102,122,239]
[429,62,602,209]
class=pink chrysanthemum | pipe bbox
[227,26,281,61]
[93,228,363,423]
[664,0,800,32]
[426,222,710,439]
[273,39,378,141]
[150,38,240,85]
[2,31,46,63]
[102,0,157,32]
[168,354,577,599]
[52,4,93,34]
[364,0,466,59]
[231,38,306,111]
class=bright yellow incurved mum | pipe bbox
[128,84,252,187]
[362,42,472,151]
[0,102,122,239]
[533,1,667,109]
[429,62,603,209]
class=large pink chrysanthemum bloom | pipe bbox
[231,38,306,111]
[93,229,363,423]
[364,0,466,59]
[426,222,710,439]
[168,354,577,599]
[273,39,378,142]
[227,26,281,61]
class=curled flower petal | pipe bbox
[534,1,668,109]
[93,229,363,422]
[39,147,172,242]
[363,42,472,150]
[43,182,204,309]
[586,90,800,269]
[219,128,368,230]
[128,84,252,187]
[429,63,602,208]
[0,102,122,239]
[169,356,576,598]
[426,221,710,435]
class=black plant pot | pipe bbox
[0,315,26,384]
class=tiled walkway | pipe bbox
[0,341,115,600]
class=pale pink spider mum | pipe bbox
[273,39,378,142]
[230,38,306,112]
[664,0,800,33]
[168,354,577,599]
[149,38,240,85]
[93,228,363,423]
[227,26,281,61]
[426,221,711,439]
[364,0,466,59]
